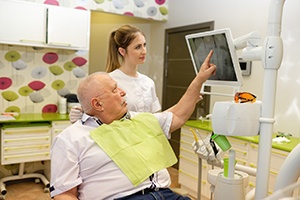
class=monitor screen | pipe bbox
[186,28,243,89]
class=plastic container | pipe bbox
[58,97,67,114]
[65,94,80,113]
[211,134,231,151]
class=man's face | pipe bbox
[99,76,127,120]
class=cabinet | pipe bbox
[51,120,71,144]
[179,127,213,198]
[248,143,290,195]
[0,0,90,50]
[0,123,52,197]
[1,123,51,165]
[43,120,71,180]
[179,125,299,199]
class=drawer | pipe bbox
[227,137,249,150]
[180,140,194,152]
[249,143,288,172]
[178,169,198,192]
[223,146,248,162]
[3,143,50,155]
[178,169,210,199]
[268,168,279,190]
[179,155,198,176]
[2,127,51,138]
[2,135,51,147]
[179,147,198,161]
[52,120,71,128]
[181,132,195,144]
[1,125,51,165]
[2,151,50,165]
[269,148,288,171]
[52,120,71,143]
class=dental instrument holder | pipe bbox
[208,150,249,200]
[192,133,224,165]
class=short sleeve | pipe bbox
[50,135,82,197]
[153,112,173,139]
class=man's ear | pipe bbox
[91,98,103,111]
[118,47,126,57]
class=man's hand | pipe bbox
[198,50,216,82]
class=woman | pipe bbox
[69,25,161,123]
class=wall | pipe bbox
[89,11,157,74]
[89,11,165,103]
[149,0,300,137]
[0,44,89,113]
[17,0,169,21]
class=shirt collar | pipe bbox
[81,112,131,127]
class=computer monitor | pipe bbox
[186,28,243,94]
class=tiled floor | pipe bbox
[3,167,196,200]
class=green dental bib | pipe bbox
[90,113,177,186]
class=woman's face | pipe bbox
[124,32,147,65]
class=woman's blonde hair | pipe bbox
[105,25,145,72]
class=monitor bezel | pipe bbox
[185,28,243,89]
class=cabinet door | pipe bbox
[47,6,90,50]
[51,120,71,144]
[0,0,46,46]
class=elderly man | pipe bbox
[50,51,216,200]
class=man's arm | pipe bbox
[53,187,78,200]
[168,50,216,133]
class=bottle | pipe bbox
[58,97,67,114]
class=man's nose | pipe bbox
[119,88,126,96]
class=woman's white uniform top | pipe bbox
[109,69,161,113]
[50,111,173,200]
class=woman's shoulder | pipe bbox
[109,69,122,77]
[137,72,155,82]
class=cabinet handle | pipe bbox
[269,170,278,175]
[179,155,197,164]
[4,136,50,143]
[181,132,193,138]
[4,152,49,159]
[4,144,49,151]
[230,148,247,155]
[228,138,247,146]
[249,163,257,168]
[250,144,258,149]
[178,169,197,180]
[5,128,50,134]
[271,150,288,157]
[180,147,195,154]
[249,182,255,187]
[20,39,46,44]
[180,140,191,145]
[49,42,71,46]
[236,160,247,165]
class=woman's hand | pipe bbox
[69,106,83,124]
